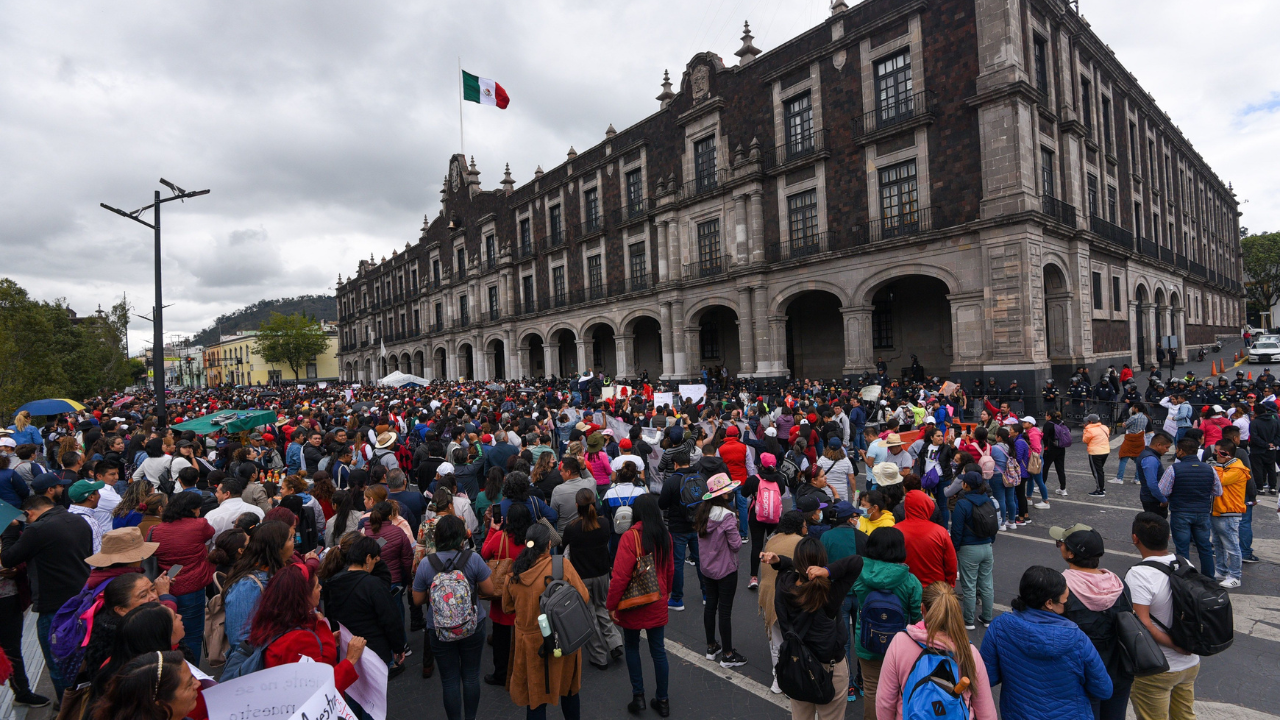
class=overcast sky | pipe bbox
[3,0,1277,354]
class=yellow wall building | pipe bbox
[203,327,339,386]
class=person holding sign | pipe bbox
[92,650,200,720]
[250,562,366,692]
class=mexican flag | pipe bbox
[462,71,509,109]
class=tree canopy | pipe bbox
[0,278,133,417]
[253,312,329,380]
[1243,231,1280,320]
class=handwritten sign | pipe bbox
[338,626,387,720]
[202,660,334,720]
[653,392,673,409]
[289,678,358,720]
[677,384,706,404]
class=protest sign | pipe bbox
[202,659,334,720]
[859,385,881,402]
[288,678,358,720]
[601,386,616,400]
[339,626,388,720]
[677,384,707,404]
[652,392,673,409]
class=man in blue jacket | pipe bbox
[1135,432,1174,517]
[848,399,867,451]
[1156,436,1220,573]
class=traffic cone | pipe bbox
[1249,371,1253,380]
[1211,360,1218,375]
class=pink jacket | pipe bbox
[876,622,997,720]
[1024,426,1043,454]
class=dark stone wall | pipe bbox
[1092,318,1130,353]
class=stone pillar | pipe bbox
[1160,306,1173,359]
[684,328,701,379]
[656,222,669,283]
[445,340,458,380]
[660,302,675,380]
[734,195,749,266]
[749,190,765,264]
[768,316,789,378]
[737,287,756,374]
[672,299,687,378]
[544,342,558,378]
[615,334,633,379]
[1128,300,1140,369]
[1142,304,1157,366]
[843,306,874,375]
[752,286,771,372]
[668,221,683,280]
[483,349,496,381]
[504,329,517,379]
[576,340,589,376]
[1173,308,1186,362]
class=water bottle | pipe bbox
[537,614,551,637]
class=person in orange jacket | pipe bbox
[1211,438,1250,588]
[1082,415,1111,497]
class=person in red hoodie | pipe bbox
[898,490,957,587]
[148,492,215,661]
[251,563,365,693]
[717,426,748,484]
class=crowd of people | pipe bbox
[0,364,1257,720]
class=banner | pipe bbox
[677,384,707,404]
[201,660,335,720]
[653,392,674,409]
[339,627,388,720]
[859,385,881,402]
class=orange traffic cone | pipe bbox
[1249,371,1253,380]
[1211,360,1218,375]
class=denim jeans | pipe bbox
[622,627,669,700]
[429,618,487,720]
[1024,471,1048,502]
[37,612,65,699]
[996,484,1019,523]
[1240,505,1255,557]
[173,589,206,661]
[1211,516,1242,581]
[1170,512,1214,574]
[734,489,749,536]
[669,531,704,604]
[840,594,858,674]
[1115,457,1136,481]
[956,544,994,626]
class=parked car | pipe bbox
[1249,340,1280,363]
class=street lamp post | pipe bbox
[102,180,209,426]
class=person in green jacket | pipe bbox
[852,527,922,720]
[821,501,870,702]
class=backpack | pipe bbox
[901,640,970,720]
[220,627,321,681]
[1001,452,1022,488]
[777,454,802,493]
[774,611,836,704]
[754,477,782,524]
[202,572,239,667]
[976,444,995,480]
[1139,557,1233,656]
[963,495,1000,539]
[395,444,414,471]
[860,589,907,656]
[537,556,594,691]
[427,550,480,641]
[156,458,175,495]
[613,494,637,534]
[296,505,320,554]
[678,471,709,524]
[1054,422,1073,448]
[49,577,115,681]
[1027,451,1042,475]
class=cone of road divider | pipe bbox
[1249,371,1253,380]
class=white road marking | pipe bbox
[646,632,790,711]
[997,529,1144,559]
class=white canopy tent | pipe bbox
[377,370,429,388]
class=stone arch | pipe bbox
[457,342,475,380]
[770,279,852,317]
[690,303,741,377]
[413,350,425,377]
[784,290,846,379]
[854,263,960,306]
[550,328,579,377]
[684,296,741,327]
[865,274,954,379]
[620,308,663,334]
[344,361,353,382]
[400,353,411,375]
[1043,263,1071,360]
[583,320,617,377]
[433,346,447,379]
[379,357,388,377]
[364,358,372,381]
[578,315,619,338]
[627,314,664,379]
[486,336,507,380]
[520,331,546,378]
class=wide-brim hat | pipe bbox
[86,527,159,567]
[702,472,741,500]
[873,462,903,486]
[586,432,606,453]
[883,433,906,447]
[374,431,397,449]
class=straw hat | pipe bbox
[701,472,741,501]
[873,462,904,487]
[374,431,397,449]
[86,527,159,568]
[883,433,906,448]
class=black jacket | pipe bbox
[771,554,864,663]
[1,506,92,613]
[321,568,408,664]
[1248,411,1280,455]
[658,467,697,534]
[1063,581,1135,681]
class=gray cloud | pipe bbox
[1,0,1276,353]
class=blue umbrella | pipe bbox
[15,398,86,416]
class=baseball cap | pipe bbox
[436,462,456,476]
[1020,416,1037,424]
[795,495,828,514]
[31,472,62,495]
[764,427,777,437]
[619,438,632,451]
[832,500,862,520]
[1049,524,1105,560]
[480,433,493,444]
[725,426,740,437]
[249,432,263,440]
[0,438,15,449]
[69,480,105,503]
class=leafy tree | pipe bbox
[1243,231,1280,322]
[253,312,329,381]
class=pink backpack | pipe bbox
[977,444,996,480]
[754,477,782,524]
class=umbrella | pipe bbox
[517,387,539,393]
[171,409,279,435]
[352,401,377,412]
[111,395,135,408]
[15,399,85,416]
[486,383,504,392]
[259,391,279,398]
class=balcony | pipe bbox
[683,256,727,279]
[860,207,935,244]
[360,340,369,348]
[580,214,604,237]
[547,228,565,249]
[553,291,568,309]
[488,308,500,322]
[484,258,497,272]
[1089,215,1133,251]
[1176,254,1188,271]
[764,128,828,171]
[1159,247,1174,265]
[454,316,470,329]
[617,198,654,223]
[1041,195,1077,227]
[588,283,607,301]
[455,266,468,281]
[854,90,938,140]
[1188,260,1207,278]
[766,231,831,262]
[522,298,536,315]
[1138,236,1159,260]
[429,321,444,333]
[676,169,729,202]
[626,272,656,293]
[516,241,538,261]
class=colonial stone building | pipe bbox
[335,0,1243,389]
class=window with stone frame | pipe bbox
[696,219,721,273]
[456,247,466,276]
[1101,96,1113,153]
[459,295,469,325]
[522,275,535,312]
[784,92,814,158]
[519,217,532,254]
[549,204,563,245]
[485,234,496,267]
[1087,174,1099,218]
[587,255,603,297]
[1041,148,1055,198]
[1112,276,1122,312]
[584,187,600,230]
[1092,272,1103,310]
[625,169,644,216]
[1033,34,1049,95]
[1081,77,1093,136]
[552,266,566,306]
[874,51,913,125]
[629,242,648,288]
[787,189,819,250]
[872,292,893,349]
[700,323,720,360]
[878,161,919,236]
[488,286,499,319]
[1107,186,1118,224]
[694,135,718,192]
[434,303,443,330]
[432,259,441,284]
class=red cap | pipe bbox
[619,438,632,450]
[481,433,493,443]
[725,425,740,437]
[262,433,275,442]
[807,413,818,424]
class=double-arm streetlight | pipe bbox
[102,180,210,426]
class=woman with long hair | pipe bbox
[222,521,293,648]
[325,489,362,547]
[363,484,414,544]
[604,493,672,716]
[1115,403,1150,484]
[757,510,807,694]
[565,488,622,672]
[206,527,248,576]
[322,536,407,679]
[876,582,997,720]
[91,602,188,701]
[91,650,199,720]
[759,534,865,720]
[361,501,414,588]
[480,501,531,686]
[990,427,1018,531]
[852,527,923,720]
[310,473,337,520]
[694,473,745,668]
[112,483,166,531]
[1042,409,1070,494]
[502,524,590,720]
[75,573,166,697]
[979,566,1112,720]
[250,563,365,691]
[148,492,214,660]
[530,452,558,497]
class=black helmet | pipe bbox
[1238,370,1245,377]
[988,377,997,383]
[1046,379,1055,385]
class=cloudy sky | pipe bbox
[3,0,1278,353]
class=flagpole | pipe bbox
[457,56,465,156]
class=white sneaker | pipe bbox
[965,624,976,631]
[1005,523,1017,531]
[1108,478,1125,484]
[1054,489,1064,496]
[771,678,782,694]
[1060,489,1068,496]
[1219,577,1241,589]
[1034,502,1050,509]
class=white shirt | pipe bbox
[92,485,123,536]
[69,505,103,555]
[204,497,266,537]
[1125,554,1200,672]
[611,454,644,472]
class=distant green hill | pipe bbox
[190,295,336,347]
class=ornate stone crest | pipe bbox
[691,65,710,99]
[449,160,462,192]
[833,50,846,71]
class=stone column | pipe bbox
[615,334,634,379]
[737,286,756,374]
[576,340,589,376]
[749,190,765,264]
[656,222,669,283]
[1172,307,1185,362]
[544,342,558,379]
[768,316,788,378]
[1160,306,1173,360]
[672,299,687,378]
[734,195,749,266]
[843,306,874,375]
[752,286,771,372]
[684,328,701,380]
[504,329,516,379]
[668,221,683,280]
[660,302,675,380]
[1128,300,1140,369]
[444,340,457,380]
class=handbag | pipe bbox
[531,500,561,548]
[1027,451,1042,475]
[617,529,660,610]
[56,682,93,720]
[1115,610,1170,677]
[484,533,513,600]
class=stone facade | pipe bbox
[335,0,1244,389]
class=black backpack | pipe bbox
[296,506,320,553]
[676,470,709,524]
[778,453,803,493]
[1139,558,1233,656]
[963,494,1000,539]
[774,607,836,704]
